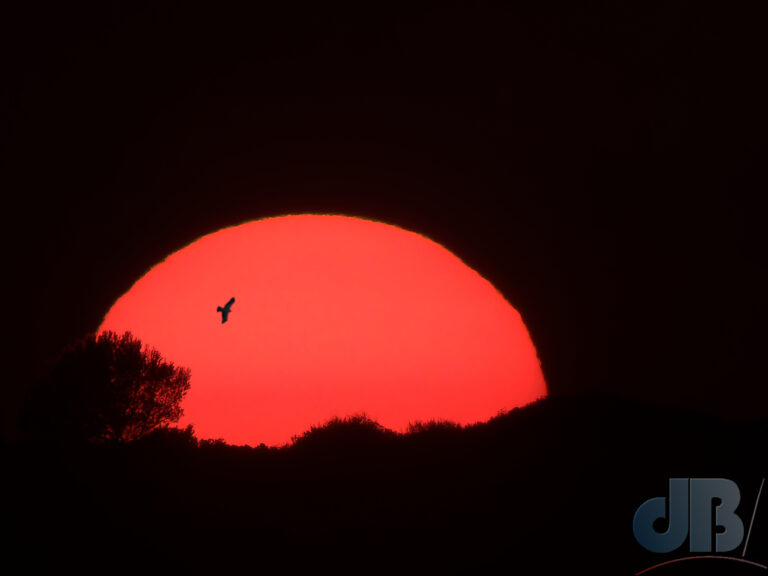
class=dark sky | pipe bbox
[2,1,765,441]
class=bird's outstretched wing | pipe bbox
[226,297,235,309]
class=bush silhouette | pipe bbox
[24,331,191,445]
[290,413,398,449]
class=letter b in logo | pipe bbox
[633,478,744,553]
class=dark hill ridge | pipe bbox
[7,394,767,574]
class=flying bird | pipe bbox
[217,297,235,323]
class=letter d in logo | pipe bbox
[633,478,690,553]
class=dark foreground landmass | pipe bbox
[6,394,767,574]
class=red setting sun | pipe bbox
[99,214,546,445]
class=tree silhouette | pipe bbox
[24,331,191,445]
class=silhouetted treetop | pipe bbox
[290,414,398,450]
[24,331,190,445]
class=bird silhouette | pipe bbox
[217,297,235,323]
